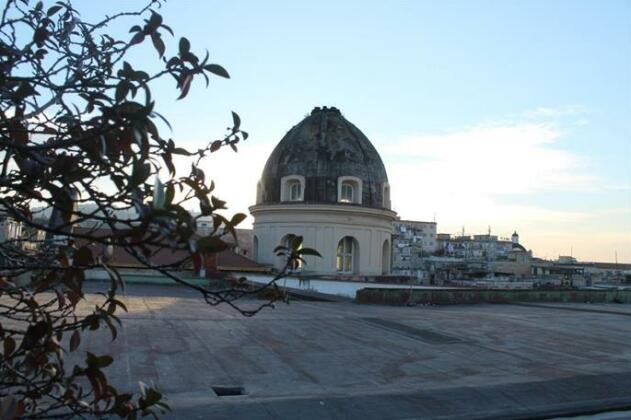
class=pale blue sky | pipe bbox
[84,0,631,262]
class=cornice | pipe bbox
[249,203,397,220]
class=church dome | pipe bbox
[258,106,391,209]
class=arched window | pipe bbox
[336,236,358,273]
[253,235,259,261]
[337,176,362,204]
[382,239,391,274]
[281,175,305,202]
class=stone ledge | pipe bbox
[356,287,631,305]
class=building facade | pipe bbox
[437,233,517,260]
[391,220,437,276]
[0,213,22,243]
[249,107,397,275]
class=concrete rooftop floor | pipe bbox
[78,284,631,419]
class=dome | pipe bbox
[258,106,390,209]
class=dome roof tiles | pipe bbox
[259,107,389,209]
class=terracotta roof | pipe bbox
[72,227,266,272]
[216,250,269,272]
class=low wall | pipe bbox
[85,268,211,287]
[355,288,631,305]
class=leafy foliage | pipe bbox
[0,0,317,418]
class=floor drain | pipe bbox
[211,386,245,397]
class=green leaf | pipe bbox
[9,121,28,144]
[273,245,287,253]
[14,82,38,100]
[33,26,48,47]
[21,322,48,351]
[162,152,175,176]
[130,161,151,188]
[148,11,163,29]
[103,315,119,341]
[143,387,163,407]
[210,140,222,152]
[179,37,190,55]
[130,32,145,45]
[172,147,192,156]
[231,111,241,130]
[151,32,165,58]
[203,64,230,79]
[230,213,246,227]
[98,355,113,368]
[165,183,175,206]
[181,51,199,65]
[296,248,322,258]
[88,353,113,368]
[74,246,94,266]
[290,235,303,251]
[112,299,128,312]
[115,81,130,103]
[70,330,81,352]
[211,196,226,210]
[46,5,62,16]
[161,23,174,36]
[197,236,228,253]
[3,336,16,357]
[177,73,194,100]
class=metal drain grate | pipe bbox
[361,318,464,344]
[211,386,245,397]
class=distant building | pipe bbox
[437,232,518,261]
[72,227,267,275]
[21,224,46,251]
[391,220,437,276]
[197,218,254,258]
[0,212,22,243]
[557,255,578,264]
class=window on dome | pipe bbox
[337,176,362,204]
[336,236,358,273]
[288,180,302,201]
[280,175,305,202]
[340,183,354,203]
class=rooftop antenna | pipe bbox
[488,225,491,235]
[571,246,573,257]
[615,250,618,265]
[433,212,436,223]
[462,226,465,237]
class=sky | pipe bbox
[83,0,631,263]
